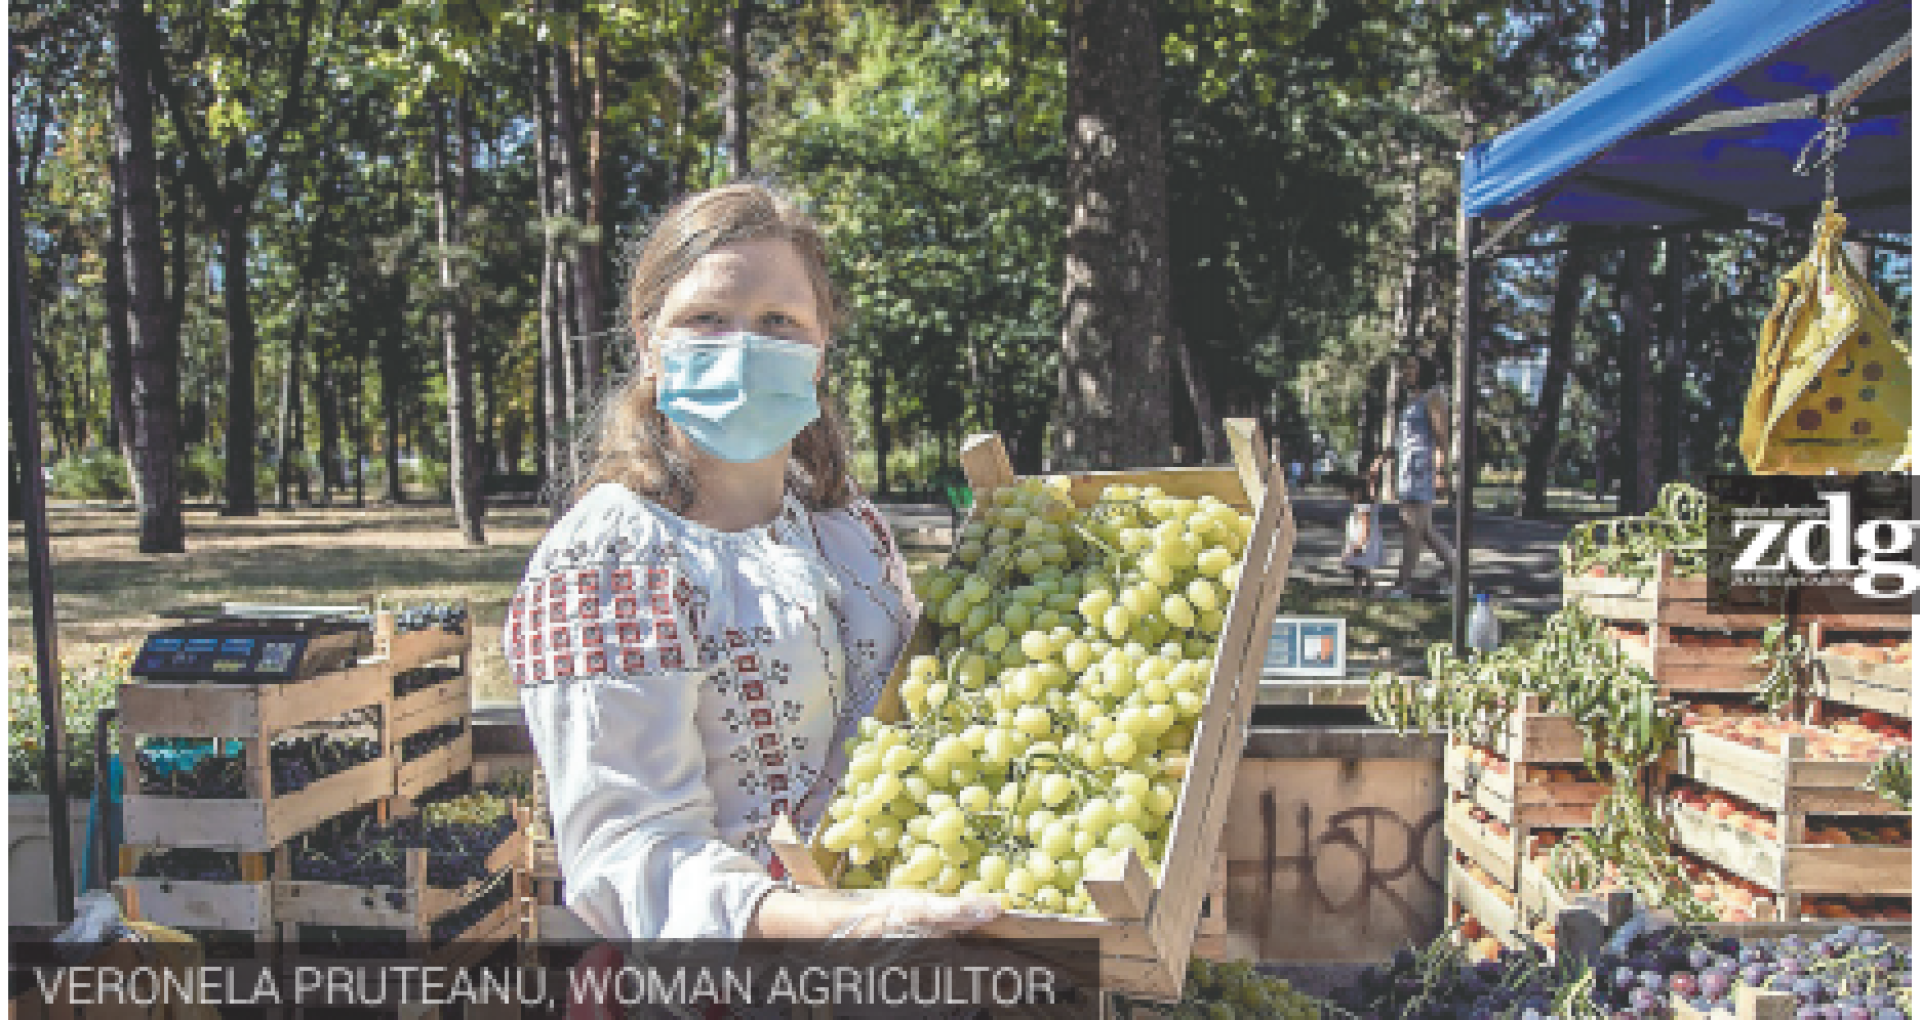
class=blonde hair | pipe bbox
[566,182,853,513]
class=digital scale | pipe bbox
[131,604,373,683]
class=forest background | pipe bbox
[13,0,1913,555]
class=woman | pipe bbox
[506,183,1000,959]
[1387,353,1458,599]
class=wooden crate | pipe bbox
[1563,552,1779,631]
[1443,742,1609,829]
[1668,798,1912,897]
[1614,633,1770,695]
[121,752,394,851]
[114,846,277,938]
[393,665,471,728]
[1808,622,1913,717]
[1675,730,1909,816]
[1188,853,1233,962]
[1447,855,1521,947]
[771,420,1294,1002]
[119,661,390,742]
[396,729,474,801]
[275,811,528,931]
[1477,694,1585,763]
[383,624,471,675]
[280,869,529,979]
[1445,796,1519,892]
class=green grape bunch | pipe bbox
[821,478,1255,917]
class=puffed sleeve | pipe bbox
[508,485,775,941]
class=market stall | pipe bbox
[1447,0,1911,645]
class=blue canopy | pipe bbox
[1462,0,1910,234]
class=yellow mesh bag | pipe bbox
[1739,200,1912,475]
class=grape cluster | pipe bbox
[1127,958,1324,1019]
[400,721,466,762]
[429,869,513,943]
[821,479,1253,915]
[132,848,242,882]
[291,793,516,889]
[271,734,382,795]
[137,751,246,797]
[1648,928,1911,1018]
[393,603,467,636]
[1325,925,1914,1019]
[393,665,459,698]
[1328,939,1566,1019]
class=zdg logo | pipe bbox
[1730,491,1920,599]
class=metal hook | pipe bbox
[1792,114,1850,200]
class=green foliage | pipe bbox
[8,648,136,796]
[46,449,130,502]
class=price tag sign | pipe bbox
[1263,616,1346,677]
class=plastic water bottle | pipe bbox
[1468,593,1500,653]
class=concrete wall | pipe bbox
[1217,728,1446,964]
[10,795,90,926]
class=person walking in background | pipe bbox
[1339,473,1386,597]
[1387,352,1458,599]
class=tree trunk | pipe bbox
[437,96,486,544]
[1520,230,1588,518]
[315,363,339,505]
[1658,234,1687,485]
[275,312,305,508]
[552,35,599,391]
[103,141,135,457]
[1052,0,1174,470]
[870,359,889,495]
[114,0,184,552]
[1171,330,1221,463]
[1618,237,1658,514]
[722,0,751,178]
[350,355,367,507]
[220,199,259,516]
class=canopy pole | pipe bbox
[1451,211,1482,655]
[11,176,76,922]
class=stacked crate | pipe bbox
[1442,694,1610,955]
[114,603,526,972]
[1520,551,1915,935]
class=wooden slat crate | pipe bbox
[1443,741,1609,829]
[1676,730,1909,816]
[114,848,277,938]
[1564,552,1779,631]
[280,868,529,979]
[1808,621,1913,717]
[1477,694,1585,763]
[383,625,471,675]
[1613,632,1770,694]
[119,660,390,742]
[1190,853,1232,962]
[1668,798,1912,897]
[393,666,471,728]
[275,807,529,930]
[772,420,1294,1002]
[121,753,394,851]
[1445,795,1519,892]
[1447,854,1521,947]
[395,723,474,801]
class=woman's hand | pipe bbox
[747,886,1001,940]
[828,889,1004,940]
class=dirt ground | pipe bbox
[9,503,555,703]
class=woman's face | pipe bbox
[650,238,828,382]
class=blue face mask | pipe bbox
[655,333,823,463]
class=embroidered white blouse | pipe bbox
[507,482,918,942]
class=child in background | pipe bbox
[1341,474,1386,596]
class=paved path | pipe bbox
[876,485,1573,616]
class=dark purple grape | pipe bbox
[1672,972,1700,998]
[1701,971,1731,999]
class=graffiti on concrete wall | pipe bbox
[1233,790,1445,931]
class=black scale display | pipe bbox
[133,605,371,683]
